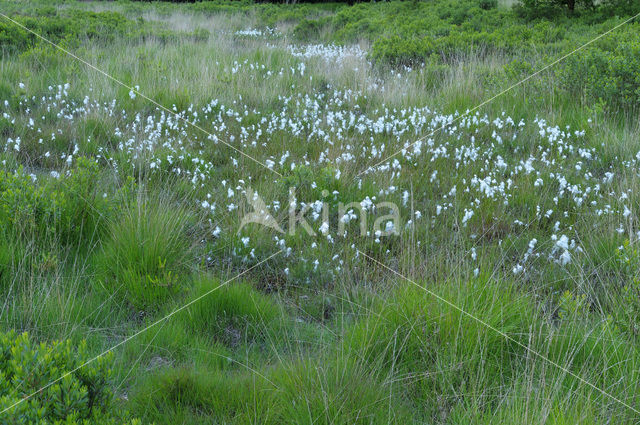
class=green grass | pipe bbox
[0,0,640,423]
[95,195,197,310]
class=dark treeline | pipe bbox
[129,0,374,3]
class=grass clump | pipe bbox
[177,278,284,347]
[341,277,640,423]
[0,234,13,283]
[132,356,412,425]
[343,277,534,413]
[95,197,195,311]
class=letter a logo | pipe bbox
[238,187,284,235]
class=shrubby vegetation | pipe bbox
[1,0,640,423]
[0,331,139,424]
[0,5,207,54]
[0,158,114,246]
[287,0,640,111]
[558,26,640,110]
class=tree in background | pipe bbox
[520,0,594,13]
[519,0,640,14]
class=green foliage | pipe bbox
[558,28,640,111]
[518,0,595,15]
[291,0,518,65]
[0,7,203,55]
[177,279,283,346]
[478,0,498,9]
[2,0,640,422]
[132,356,412,425]
[370,35,437,66]
[117,0,346,32]
[95,199,195,310]
[343,278,535,407]
[614,240,640,337]
[601,0,640,16]
[292,17,332,41]
[557,290,589,320]
[283,0,640,114]
[0,331,138,424]
[516,0,639,17]
[0,158,114,246]
[0,236,12,288]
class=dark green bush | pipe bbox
[370,35,436,66]
[478,0,498,10]
[0,21,32,52]
[519,0,595,14]
[601,0,640,15]
[558,27,640,111]
[0,331,139,424]
[0,7,203,55]
[516,0,639,18]
[292,16,332,41]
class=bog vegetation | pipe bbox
[0,0,639,423]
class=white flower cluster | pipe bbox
[2,42,635,281]
[234,27,278,38]
[285,43,366,63]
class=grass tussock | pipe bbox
[95,197,196,310]
[1,0,640,423]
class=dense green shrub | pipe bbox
[292,16,332,41]
[369,24,534,65]
[95,199,195,310]
[370,35,436,66]
[558,27,640,110]
[478,0,498,9]
[519,0,595,14]
[0,7,202,55]
[0,331,138,424]
[0,158,114,246]
[184,0,343,27]
[601,0,640,15]
[516,0,639,17]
